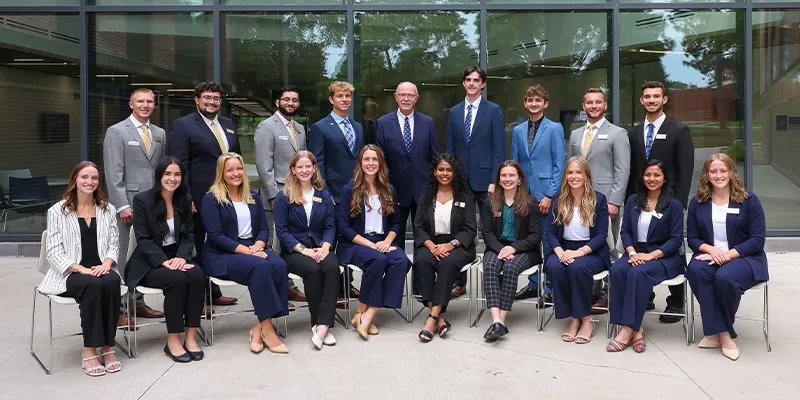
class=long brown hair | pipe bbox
[696,153,749,203]
[209,152,254,205]
[61,161,109,214]
[490,160,532,216]
[349,144,394,217]
[283,150,325,205]
[554,156,597,227]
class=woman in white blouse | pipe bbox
[127,156,207,363]
[413,154,477,342]
[41,161,121,376]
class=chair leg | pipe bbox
[605,276,612,339]
[764,283,771,352]
[30,288,54,374]
[683,281,690,346]
[132,300,139,358]
[207,281,215,346]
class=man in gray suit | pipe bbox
[254,85,307,302]
[567,88,630,311]
[103,88,166,326]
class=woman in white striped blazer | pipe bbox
[40,161,121,377]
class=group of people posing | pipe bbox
[38,67,767,377]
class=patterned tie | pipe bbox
[464,104,474,142]
[403,116,412,153]
[582,125,595,156]
[140,124,152,154]
[645,123,655,158]
[341,119,355,153]
[210,121,226,152]
[287,121,298,149]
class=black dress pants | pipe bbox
[415,237,473,313]
[140,264,206,334]
[63,273,121,348]
[283,252,341,327]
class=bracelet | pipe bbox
[295,244,306,253]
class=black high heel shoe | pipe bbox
[183,344,204,361]
[163,344,191,363]
[418,314,439,342]
[438,315,452,337]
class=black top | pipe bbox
[78,217,102,267]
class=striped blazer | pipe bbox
[39,200,120,295]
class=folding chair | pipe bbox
[472,261,541,327]
[341,261,415,328]
[538,268,612,338]
[644,274,692,345]
[404,256,482,326]
[281,266,349,337]
[690,281,770,351]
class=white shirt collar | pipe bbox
[128,114,150,129]
[465,95,482,108]
[275,111,291,127]
[644,113,666,130]
[586,117,606,131]
[200,112,220,127]
[397,109,414,121]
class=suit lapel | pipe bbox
[469,99,487,145]
[125,120,153,160]
[530,119,546,156]
[326,115,355,158]
[248,200,260,233]
[633,124,646,157]
[585,121,610,157]
[389,113,410,157]
[173,210,182,248]
[194,113,223,156]
[647,209,660,239]
[649,118,672,158]
[701,201,714,242]
[453,101,466,144]
[308,189,325,228]
[725,201,741,243]
[271,115,297,152]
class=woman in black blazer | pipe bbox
[480,160,542,342]
[126,156,207,363]
[273,151,340,350]
[414,153,477,342]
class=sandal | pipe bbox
[81,355,105,377]
[632,337,647,353]
[437,315,452,337]
[575,335,592,344]
[419,314,438,342]
[561,333,576,342]
[101,350,122,373]
[606,339,631,352]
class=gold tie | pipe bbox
[287,122,298,149]
[582,125,595,156]
[210,121,226,152]
[140,124,152,154]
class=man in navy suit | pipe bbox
[166,81,238,306]
[445,66,506,297]
[375,81,439,249]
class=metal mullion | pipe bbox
[617,3,747,10]
[349,4,480,12]
[219,5,348,13]
[480,0,488,74]
[612,5,620,125]
[84,5,212,13]
[213,3,221,83]
[749,2,800,9]
[0,6,81,13]
[80,0,88,161]
[347,1,354,119]
[744,4,753,190]
[486,3,612,11]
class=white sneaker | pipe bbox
[310,326,323,350]
[323,330,337,346]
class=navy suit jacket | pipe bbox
[375,110,439,207]
[445,98,505,192]
[686,192,768,281]
[199,191,270,277]
[167,112,241,204]
[336,182,400,264]
[546,191,611,268]
[308,114,365,204]
[273,189,336,254]
[620,194,685,277]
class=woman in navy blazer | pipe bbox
[544,156,610,344]
[337,144,409,340]
[686,153,767,361]
[273,151,340,350]
[200,153,289,354]
[607,159,684,353]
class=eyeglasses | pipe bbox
[201,95,222,103]
[280,97,300,104]
[395,93,418,99]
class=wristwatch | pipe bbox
[295,244,307,253]
[449,239,459,247]
[629,251,637,257]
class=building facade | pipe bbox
[1,1,799,241]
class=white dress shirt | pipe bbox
[233,201,253,239]
[643,113,667,144]
[302,189,314,226]
[163,218,176,246]
[129,114,153,143]
[563,207,591,241]
[580,117,606,155]
[200,113,230,152]
[434,199,453,235]
[712,202,730,251]
[397,109,414,141]
[464,95,481,134]
[364,195,384,235]
[637,210,655,243]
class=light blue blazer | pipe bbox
[511,117,565,201]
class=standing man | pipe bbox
[375,81,439,250]
[568,88,630,312]
[309,81,365,299]
[445,66,505,298]
[627,80,694,323]
[166,81,238,307]
[103,88,166,327]
[254,85,308,303]
[511,84,565,305]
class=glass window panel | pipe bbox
[224,1,343,5]
[753,10,800,231]
[0,14,80,233]
[0,1,78,5]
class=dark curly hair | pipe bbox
[419,153,469,208]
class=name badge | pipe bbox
[226,128,235,134]
[455,201,465,208]
[655,134,667,140]
[654,213,663,219]
[727,208,740,215]
[127,140,139,146]
[597,134,608,140]
[493,212,501,217]
[312,196,322,203]
[246,198,255,205]
[153,136,162,142]
[278,135,288,140]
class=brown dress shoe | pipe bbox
[288,288,307,301]
[117,313,136,330]
[450,286,466,298]
[212,296,238,306]
[135,305,164,319]
[591,298,609,315]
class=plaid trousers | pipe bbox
[483,250,536,311]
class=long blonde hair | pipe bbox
[349,144,394,217]
[554,156,597,227]
[209,152,255,205]
[283,150,325,205]
[696,152,749,203]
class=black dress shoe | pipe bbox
[484,322,509,342]
[184,345,204,361]
[536,293,554,309]
[514,286,538,300]
[164,344,191,363]
[659,305,684,323]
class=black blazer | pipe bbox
[125,188,196,288]
[626,117,694,208]
[480,197,543,265]
[413,191,477,259]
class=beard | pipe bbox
[198,107,219,119]
[278,105,297,117]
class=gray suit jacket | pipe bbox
[254,112,307,210]
[103,118,167,212]
[568,120,630,206]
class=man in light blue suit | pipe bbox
[511,84,565,303]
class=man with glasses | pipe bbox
[167,81,239,308]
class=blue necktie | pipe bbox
[403,116,412,153]
[341,119,355,153]
[464,104,474,142]
[645,123,655,158]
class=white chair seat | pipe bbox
[593,270,609,280]
[47,294,77,305]
[209,277,240,287]
[659,274,686,286]
[476,263,539,275]
[135,286,163,295]
[287,273,301,280]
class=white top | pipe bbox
[464,95,481,134]
[302,189,314,225]
[711,202,730,251]
[364,195,384,235]
[434,199,453,235]
[643,113,667,144]
[163,218,176,246]
[580,117,606,155]
[563,207,591,241]
[233,201,253,239]
[397,109,414,141]
[200,113,230,152]
[637,210,655,243]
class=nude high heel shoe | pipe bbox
[249,329,264,354]
[261,334,289,354]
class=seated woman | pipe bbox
[338,144,409,340]
[686,153,767,361]
[607,159,684,353]
[544,156,610,344]
[201,152,289,354]
[126,156,207,363]
[40,161,122,376]
[414,154,477,342]
[480,160,542,342]
[274,151,340,350]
